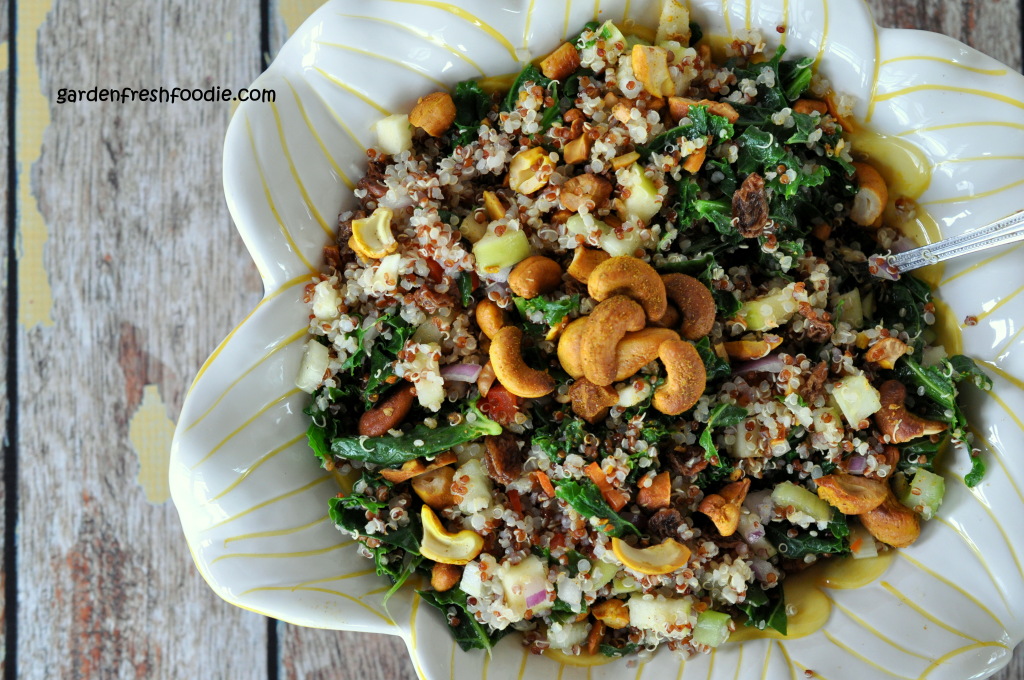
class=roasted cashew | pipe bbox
[591,599,630,629]
[612,327,680,381]
[723,334,783,360]
[569,377,619,423]
[652,339,706,415]
[815,473,888,515]
[698,478,751,536]
[412,465,457,510]
[661,273,716,340]
[430,562,462,592]
[588,256,668,321]
[874,380,948,444]
[490,326,556,398]
[850,162,888,228]
[358,383,416,436]
[559,173,613,212]
[380,451,458,484]
[651,303,680,330]
[540,42,581,81]
[475,299,507,339]
[508,255,563,299]
[557,317,589,378]
[865,337,909,369]
[581,296,646,386]
[858,490,921,548]
[567,246,610,284]
[409,92,456,137]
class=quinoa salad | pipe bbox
[295,1,992,661]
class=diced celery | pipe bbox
[834,289,864,328]
[692,610,731,647]
[473,229,531,271]
[590,560,619,591]
[898,468,945,520]
[832,374,882,428]
[772,481,832,524]
[736,282,806,331]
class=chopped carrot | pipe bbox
[850,537,863,553]
[534,471,556,498]
[682,145,707,173]
[507,489,523,515]
[585,462,629,512]
[585,620,607,656]
[550,533,566,550]
[637,471,671,510]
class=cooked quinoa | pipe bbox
[295,1,990,661]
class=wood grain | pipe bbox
[0,0,9,672]
[13,0,265,677]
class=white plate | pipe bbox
[170,1,1024,677]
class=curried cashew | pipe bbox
[874,380,948,444]
[567,246,611,284]
[793,98,828,116]
[632,45,675,97]
[380,451,458,484]
[850,162,888,228]
[508,255,563,299]
[409,92,456,137]
[540,42,581,81]
[489,326,556,398]
[483,191,506,220]
[559,173,613,212]
[698,478,751,536]
[569,378,619,423]
[592,599,630,629]
[509,147,557,194]
[588,256,668,321]
[723,334,783,361]
[815,473,889,515]
[613,327,681,381]
[661,273,716,340]
[865,337,909,369]
[581,296,646,386]
[475,299,507,339]
[858,490,921,548]
[651,303,680,329]
[557,317,589,378]
[359,383,417,436]
[412,465,457,510]
[431,562,463,592]
[667,96,740,123]
[652,339,706,415]
[563,129,594,165]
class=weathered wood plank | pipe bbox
[868,0,1023,71]
[0,0,9,672]
[268,1,1023,678]
[15,0,266,677]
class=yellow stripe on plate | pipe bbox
[191,388,303,469]
[875,85,1024,112]
[186,328,306,433]
[188,274,311,390]
[223,513,329,546]
[207,432,306,502]
[916,641,1011,679]
[269,101,333,236]
[824,630,915,679]
[828,595,932,661]
[881,581,983,644]
[924,177,1024,206]
[879,55,1008,76]
[206,475,333,530]
[284,77,355,190]
[898,551,1007,630]
[313,66,392,116]
[374,0,518,61]
[939,242,1023,286]
[336,13,485,75]
[315,41,448,89]
[212,540,350,565]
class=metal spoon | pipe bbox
[868,210,1024,281]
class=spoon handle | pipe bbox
[870,210,1024,280]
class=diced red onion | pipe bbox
[751,559,774,582]
[845,454,867,474]
[441,363,482,383]
[744,490,775,522]
[733,354,787,375]
[742,523,766,544]
[525,589,548,609]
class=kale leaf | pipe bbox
[765,512,850,559]
[330,400,502,466]
[699,403,749,462]
[739,583,788,635]
[640,105,735,157]
[451,79,492,148]
[418,588,509,652]
[503,64,553,112]
[695,337,732,383]
[361,314,417,408]
[554,479,640,537]
[513,295,581,336]
[600,641,641,658]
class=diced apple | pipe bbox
[618,163,662,224]
[311,280,342,321]
[627,594,692,635]
[735,282,807,331]
[656,0,691,44]
[728,418,760,458]
[453,458,492,514]
[498,555,552,621]
[458,212,488,243]
[546,621,590,650]
[832,374,882,428]
[632,45,675,97]
[295,340,330,393]
[897,468,945,520]
[590,560,619,590]
[374,114,413,155]
[834,289,863,328]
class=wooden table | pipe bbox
[0,1,1020,677]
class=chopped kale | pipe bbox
[554,479,640,537]
[739,583,788,635]
[418,588,509,652]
